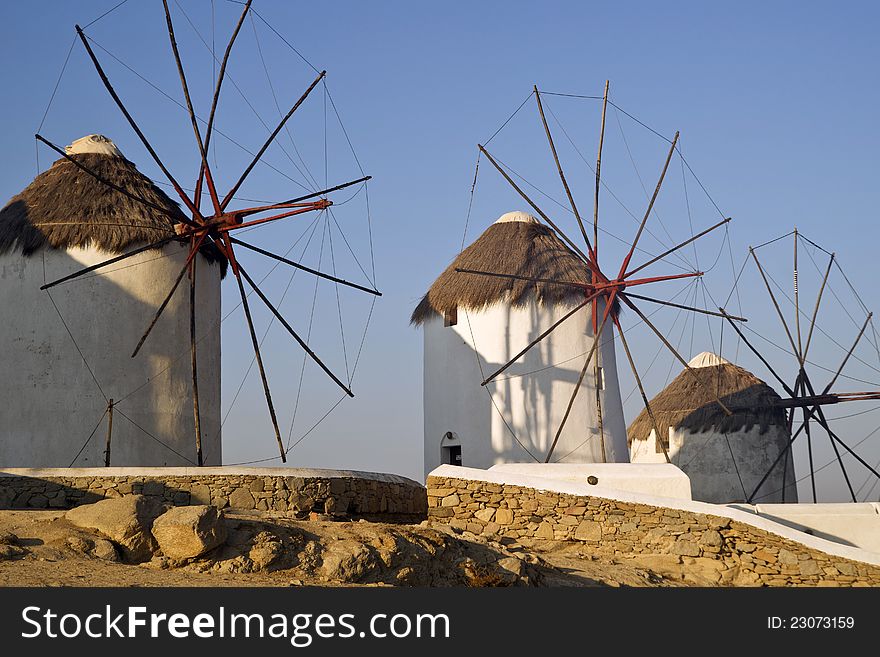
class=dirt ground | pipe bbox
[0,509,697,587]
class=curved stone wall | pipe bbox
[0,467,427,521]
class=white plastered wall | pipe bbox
[423,298,628,477]
[0,243,221,466]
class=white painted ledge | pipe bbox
[489,463,692,500]
[0,467,421,487]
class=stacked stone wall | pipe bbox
[427,474,880,586]
[0,470,427,521]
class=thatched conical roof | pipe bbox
[627,352,786,446]
[0,134,225,270]
[411,211,593,324]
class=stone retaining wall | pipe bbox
[0,467,427,521]
[427,474,880,586]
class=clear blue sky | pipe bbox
[1,1,878,500]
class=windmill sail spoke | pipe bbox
[593,81,609,263]
[75,24,201,219]
[230,238,380,296]
[802,252,834,363]
[238,264,354,397]
[821,312,872,394]
[196,0,253,201]
[800,374,856,501]
[131,233,209,358]
[624,217,731,278]
[232,264,286,463]
[747,420,805,503]
[625,293,746,321]
[161,0,222,214]
[617,131,679,279]
[621,294,732,415]
[478,144,596,269]
[545,293,616,462]
[613,314,670,463]
[189,257,203,466]
[811,406,880,491]
[749,247,800,360]
[534,86,593,257]
[801,405,818,502]
[720,308,795,396]
[222,70,326,210]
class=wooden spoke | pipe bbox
[801,374,856,502]
[719,307,795,396]
[75,25,201,219]
[222,70,326,210]
[594,80,609,262]
[280,175,371,205]
[189,257,203,466]
[811,406,880,489]
[230,238,381,296]
[545,292,616,462]
[481,294,600,386]
[793,229,804,362]
[232,262,286,463]
[238,264,354,398]
[534,86,593,257]
[131,233,209,358]
[613,314,670,463]
[749,247,800,360]
[198,0,252,176]
[801,403,817,503]
[616,131,679,278]
[478,144,596,269]
[624,217,731,278]
[621,294,732,415]
[747,419,805,503]
[625,293,746,321]
[802,252,834,363]
[162,0,222,214]
[821,312,872,394]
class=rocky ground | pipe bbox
[0,498,713,587]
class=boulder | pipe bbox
[151,505,227,561]
[65,495,161,562]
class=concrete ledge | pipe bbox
[0,467,427,521]
[488,463,692,500]
[0,467,419,486]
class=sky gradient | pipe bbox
[1,1,878,500]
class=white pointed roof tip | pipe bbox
[494,211,539,224]
[65,134,124,158]
[688,351,731,368]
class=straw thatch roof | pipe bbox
[411,212,595,324]
[0,150,225,270]
[627,359,786,447]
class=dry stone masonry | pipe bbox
[427,474,880,587]
[0,468,427,522]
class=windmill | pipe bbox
[454,82,744,464]
[31,0,380,466]
[720,229,880,502]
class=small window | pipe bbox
[597,366,604,390]
[444,306,458,327]
[444,445,462,466]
